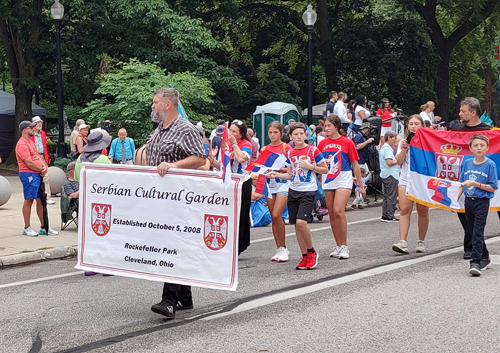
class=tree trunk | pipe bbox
[433,47,451,122]
[316,0,339,95]
[5,89,34,164]
[484,72,494,120]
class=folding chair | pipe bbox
[60,186,78,230]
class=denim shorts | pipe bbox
[272,191,289,196]
[19,172,42,200]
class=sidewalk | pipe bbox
[0,170,383,268]
[0,172,78,268]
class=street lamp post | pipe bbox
[51,0,66,158]
[303,5,317,127]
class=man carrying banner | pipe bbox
[146,88,206,319]
[452,97,491,259]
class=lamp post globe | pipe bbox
[51,0,66,158]
[303,5,317,127]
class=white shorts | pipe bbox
[322,171,353,190]
[398,170,408,187]
[380,125,392,138]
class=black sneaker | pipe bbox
[151,302,175,319]
[463,251,472,260]
[176,301,194,310]
[384,217,399,223]
[469,263,481,276]
[480,258,491,271]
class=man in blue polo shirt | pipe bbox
[109,128,135,164]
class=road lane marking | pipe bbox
[202,236,500,321]
[250,213,406,244]
[0,271,81,289]
[0,209,435,289]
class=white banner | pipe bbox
[75,164,243,291]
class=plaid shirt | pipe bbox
[146,116,206,166]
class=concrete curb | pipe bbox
[0,246,78,269]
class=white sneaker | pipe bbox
[271,249,280,262]
[39,228,59,236]
[416,240,426,253]
[329,246,341,258]
[338,245,350,259]
[277,247,289,262]
[392,240,409,254]
[22,227,38,237]
[46,199,56,205]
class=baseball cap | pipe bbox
[79,124,89,131]
[360,122,371,130]
[32,116,43,124]
[19,120,36,131]
[215,125,225,135]
[66,162,76,171]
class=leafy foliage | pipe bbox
[80,59,215,139]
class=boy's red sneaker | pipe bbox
[306,251,319,269]
[296,256,307,270]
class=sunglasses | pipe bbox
[232,120,243,126]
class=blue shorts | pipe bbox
[19,172,42,200]
[272,191,288,196]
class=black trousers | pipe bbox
[160,178,252,306]
[162,283,192,306]
[238,178,252,255]
[381,175,398,219]
[464,197,490,263]
[459,210,500,253]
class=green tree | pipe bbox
[80,59,215,139]
[394,0,500,119]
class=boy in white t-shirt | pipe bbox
[269,123,328,270]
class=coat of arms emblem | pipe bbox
[436,142,462,181]
[91,203,112,236]
[204,215,228,251]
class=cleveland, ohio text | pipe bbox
[90,184,229,206]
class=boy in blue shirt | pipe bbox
[458,134,498,276]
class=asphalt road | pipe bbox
[1,205,500,353]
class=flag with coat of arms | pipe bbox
[406,128,500,212]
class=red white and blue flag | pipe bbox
[324,150,341,184]
[406,128,500,211]
[255,174,272,198]
[245,149,288,173]
[219,122,232,189]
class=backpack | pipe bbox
[366,144,380,173]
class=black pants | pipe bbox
[238,178,252,254]
[160,178,252,305]
[464,197,490,263]
[459,210,500,253]
[161,283,192,306]
[381,175,398,219]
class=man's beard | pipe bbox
[151,111,162,123]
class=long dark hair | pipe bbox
[325,115,346,136]
[347,99,356,112]
[230,120,250,141]
[355,95,366,108]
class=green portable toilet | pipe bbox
[253,102,300,147]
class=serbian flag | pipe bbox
[245,149,287,173]
[255,174,272,198]
[324,150,341,184]
[219,122,232,189]
[406,128,500,212]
